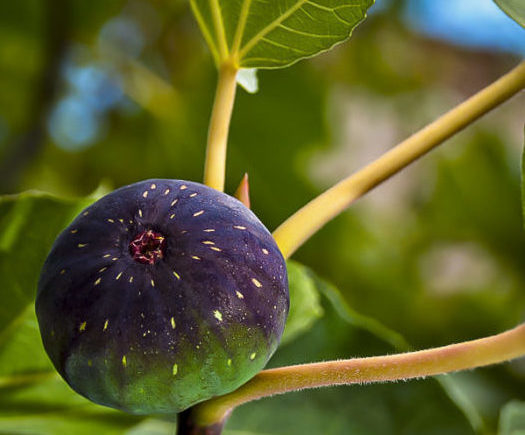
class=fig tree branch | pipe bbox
[203,62,238,191]
[273,61,525,258]
[190,322,525,428]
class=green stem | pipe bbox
[203,62,238,191]
[191,323,525,428]
[273,61,525,258]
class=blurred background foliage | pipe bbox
[1,0,525,433]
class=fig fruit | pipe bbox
[36,179,289,415]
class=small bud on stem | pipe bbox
[234,173,251,208]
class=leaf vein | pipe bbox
[210,0,230,59]
[232,0,253,57]
[238,0,308,59]
[189,0,221,65]
[278,23,341,39]
[261,37,310,54]
[299,5,316,21]
[333,9,353,25]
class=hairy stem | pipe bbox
[273,61,525,258]
[203,63,238,191]
[190,323,525,428]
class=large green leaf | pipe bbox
[284,260,409,349]
[494,0,525,27]
[189,0,374,68]
[0,192,93,334]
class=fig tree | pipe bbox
[36,179,289,415]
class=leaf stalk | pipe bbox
[273,61,525,258]
[203,62,238,191]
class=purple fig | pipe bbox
[36,179,289,415]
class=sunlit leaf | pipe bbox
[494,0,525,27]
[190,0,374,69]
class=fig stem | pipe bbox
[203,62,238,191]
[190,323,525,429]
[177,408,226,435]
[272,61,525,258]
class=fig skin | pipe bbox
[36,179,289,415]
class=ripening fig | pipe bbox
[36,179,289,415]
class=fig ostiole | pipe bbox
[36,179,289,415]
